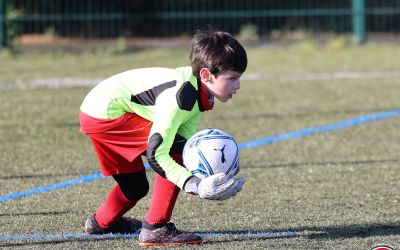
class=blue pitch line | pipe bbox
[1,109,400,204]
[238,109,400,150]
[0,231,297,241]
[0,172,105,203]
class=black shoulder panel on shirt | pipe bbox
[146,133,166,178]
[176,81,198,111]
[131,80,177,106]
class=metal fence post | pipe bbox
[352,0,366,44]
[0,0,6,48]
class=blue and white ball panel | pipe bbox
[182,128,240,179]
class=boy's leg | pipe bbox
[144,168,180,225]
[97,169,149,227]
[139,153,202,246]
[144,134,187,225]
[95,184,137,228]
[81,112,153,234]
[86,168,149,234]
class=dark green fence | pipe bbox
[1,0,400,48]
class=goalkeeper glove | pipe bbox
[183,173,244,200]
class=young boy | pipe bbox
[79,30,247,246]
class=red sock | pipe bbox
[145,154,182,225]
[95,184,137,228]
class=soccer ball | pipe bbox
[182,128,240,179]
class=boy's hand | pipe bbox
[184,173,245,200]
[183,176,201,194]
[198,173,244,200]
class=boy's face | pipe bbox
[200,69,242,103]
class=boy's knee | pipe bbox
[113,170,149,201]
[123,179,149,201]
[137,178,150,199]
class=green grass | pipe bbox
[1,43,399,82]
[1,44,400,249]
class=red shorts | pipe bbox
[80,111,153,176]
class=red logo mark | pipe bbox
[372,245,394,250]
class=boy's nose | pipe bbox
[235,80,241,90]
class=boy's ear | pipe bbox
[199,68,212,84]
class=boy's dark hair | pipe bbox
[190,30,247,79]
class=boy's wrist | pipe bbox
[183,176,201,194]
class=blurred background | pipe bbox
[0,0,399,52]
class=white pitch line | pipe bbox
[0,231,297,241]
[1,70,400,91]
